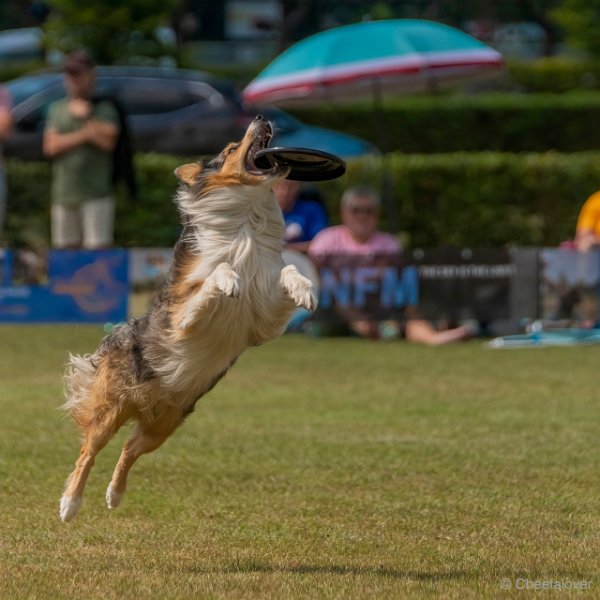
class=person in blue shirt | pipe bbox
[273,178,327,331]
[273,179,329,253]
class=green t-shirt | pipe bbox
[47,99,119,206]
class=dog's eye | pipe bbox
[228,145,239,155]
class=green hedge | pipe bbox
[5,151,600,249]
[288,92,600,153]
[507,58,600,93]
[4,154,183,249]
[320,152,600,247]
[0,60,46,84]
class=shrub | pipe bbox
[288,92,600,153]
[507,58,600,93]
[4,155,182,249]
[319,152,600,247]
[5,152,600,249]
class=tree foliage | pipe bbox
[44,0,182,64]
[553,0,600,58]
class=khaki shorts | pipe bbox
[51,197,115,249]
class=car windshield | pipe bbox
[5,74,60,105]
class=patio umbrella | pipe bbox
[243,19,504,106]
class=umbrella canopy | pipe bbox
[243,19,504,106]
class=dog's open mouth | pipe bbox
[244,121,280,176]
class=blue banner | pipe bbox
[0,249,128,323]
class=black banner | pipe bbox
[310,248,515,323]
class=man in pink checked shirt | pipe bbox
[309,186,400,258]
[308,186,475,345]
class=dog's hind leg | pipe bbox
[59,406,129,523]
[106,406,185,510]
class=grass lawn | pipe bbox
[0,326,598,599]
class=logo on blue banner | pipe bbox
[318,264,419,310]
[312,255,419,320]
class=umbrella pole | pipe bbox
[372,79,398,234]
[372,77,387,150]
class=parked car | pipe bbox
[4,66,379,160]
[261,106,379,159]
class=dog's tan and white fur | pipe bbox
[59,116,317,522]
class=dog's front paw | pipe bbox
[280,265,318,311]
[211,263,241,299]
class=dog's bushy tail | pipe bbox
[62,353,98,420]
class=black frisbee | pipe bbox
[254,147,346,182]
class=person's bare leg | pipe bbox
[405,319,473,346]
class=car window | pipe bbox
[5,74,60,106]
[260,107,300,133]
[12,83,65,129]
[111,78,223,116]
[93,79,116,97]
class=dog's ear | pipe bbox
[174,163,202,185]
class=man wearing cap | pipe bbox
[43,50,120,249]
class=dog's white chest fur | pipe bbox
[154,184,316,397]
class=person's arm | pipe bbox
[43,118,117,157]
[405,319,473,346]
[86,100,119,153]
[0,105,12,141]
[285,240,312,253]
[85,118,118,153]
[575,193,600,251]
[574,229,600,252]
[307,226,336,259]
[43,125,90,158]
[43,99,119,158]
[43,100,87,158]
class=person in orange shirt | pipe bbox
[575,191,600,251]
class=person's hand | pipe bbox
[351,320,378,339]
[575,233,599,252]
[77,120,96,143]
[83,119,101,136]
[68,98,92,120]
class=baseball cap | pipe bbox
[64,50,95,73]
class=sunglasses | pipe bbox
[348,205,377,216]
